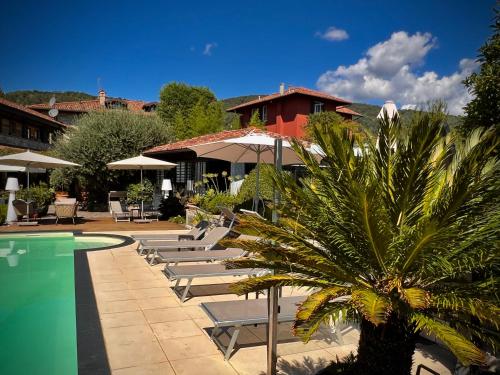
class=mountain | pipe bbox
[2,90,95,105]
[221,95,262,110]
[350,103,464,134]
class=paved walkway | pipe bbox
[87,240,456,375]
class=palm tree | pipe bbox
[225,109,499,375]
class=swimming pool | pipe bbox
[0,233,128,375]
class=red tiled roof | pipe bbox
[336,106,362,117]
[226,87,351,111]
[28,99,148,112]
[145,127,290,154]
[0,97,67,128]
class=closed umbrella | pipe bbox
[107,155,177,219]
[0,150,80,221]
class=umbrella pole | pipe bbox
[253,147,261,212]
[267,138,282,375]
[140,167,144,220]
[26,167,30,222]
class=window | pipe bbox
[261,105,267,123]
[313,101,324,114]
[175,161,195,183]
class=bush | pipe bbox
[17,182,54,215]
[168,215,186,224]
[236,165,275,204]
[126,179,154,205]
[197,189,237,214]
[159,195,185,220]
[0,204,7,225]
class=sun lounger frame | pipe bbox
[163,264,264,302]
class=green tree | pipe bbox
[158,82,224,139]
[225,111,499,374]
[462,10,500,134]
[50,110,174,206]
[248,109,265,129]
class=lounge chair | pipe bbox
[54,202,78,224]
[12,199,37,221]
[201,296,306,360]
[109,201,131,222]
[142,226,231,265]
[239,209,265,219]
[163,263,266,302]
[133,220,210,255]
[159,247,247,267]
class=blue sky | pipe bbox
[0,0,495,113]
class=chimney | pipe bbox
[98,89,106,106]
[279,83,285,95]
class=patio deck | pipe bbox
[0,213,184,232]
[85,238,456,375]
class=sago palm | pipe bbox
[224,110,499,375]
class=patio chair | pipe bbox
[159,247,247,267]
[133,220,210,255]
[163,263,266,302]
[109,201,131,222]
[12,199,37,221]
[200,296,306,360]
[141,226,231,265]
[54,202,78,224]
[142,202,160,221]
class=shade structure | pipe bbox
[0,164,45,173]
[187,131,318,211]
[0,150,80,169]
[0,150,80,222]
[107,155,177,218]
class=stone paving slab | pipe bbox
[86,234,455,375]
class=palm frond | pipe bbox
[351,288,391,325]
[411,313,486,365]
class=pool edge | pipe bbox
[74,235,135,374]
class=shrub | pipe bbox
[17,182,54,214]
[168,215,186,224]
[198,189,237,214]
[159,195,185,220]
[236,165,275,204]
[0,204,7,225]
[126,179,154,205]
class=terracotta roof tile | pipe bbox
[226,87,351,111]
[0,97,67,128]
[336,106,362,117]
[145,127,291,154]
[28,99,148,112]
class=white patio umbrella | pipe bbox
[0,150,80,221]
[107,155,177,219]
[187,131,319,211]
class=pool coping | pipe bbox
[75,234,135,375]
[1,231,135,375]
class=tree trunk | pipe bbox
[355,315,417,375]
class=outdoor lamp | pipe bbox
[5,177,19,224]
[161,179,172,197]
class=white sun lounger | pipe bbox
[201,296,305,360]
[163,263,265,302]
[142,226,231,265]
[133,220,209,255]
[159,247,247,267]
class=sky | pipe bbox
[0,0,496,114]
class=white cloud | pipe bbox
[203,42,217,56]
[316,27,349,41]
[316,31,478,115]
